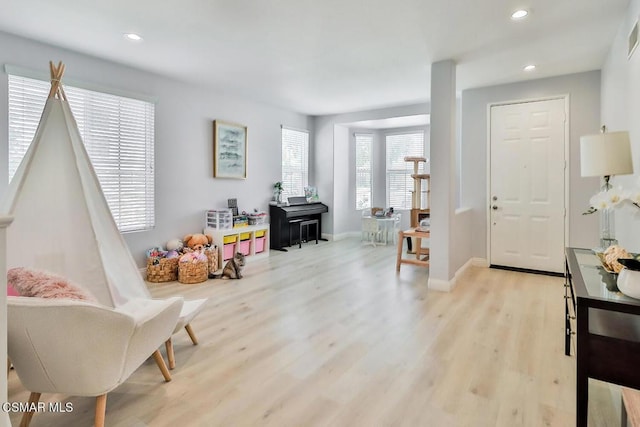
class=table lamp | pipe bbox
[580,126,633,248]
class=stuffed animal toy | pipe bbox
[179,251,207,263]
[166,238,184,252]
[183,233,213,251]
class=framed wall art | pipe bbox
[213,120,247,179]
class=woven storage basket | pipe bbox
[205,247,219,274]
[146,257,179,283]
[178,260,208,284]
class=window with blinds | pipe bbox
[355,133,372,209]
[386,132,425,209]
[281,127,309,201]
[8,74,155,233]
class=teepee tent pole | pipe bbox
[47,61,67,101]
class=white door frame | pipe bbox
[485,95,570,271]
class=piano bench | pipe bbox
[288,219,304,247]
[299,219,319,248]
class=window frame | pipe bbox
[354,133,373,210]
[280,126,309,202]
[7,73,156,233]
[385,130,426,210]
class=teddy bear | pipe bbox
[183,233,213,251]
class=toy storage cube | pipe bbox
[239,240,251,256]
[223,243,236,261]
[255,236,266,253]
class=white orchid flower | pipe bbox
[585,185,640,215]
[624,188,640,205]
[589,191,610,210]
[607,186,626,207]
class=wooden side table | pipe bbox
[396,228,430,271]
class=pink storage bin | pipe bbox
[255,236,266,253]
[223,243,236,261]
[239,240,251,256]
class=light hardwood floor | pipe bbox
[8,238,621,426]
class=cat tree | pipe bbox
[404,156,430,227]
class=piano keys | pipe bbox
[269,201,329,251]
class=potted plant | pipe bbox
[273,182,283,204]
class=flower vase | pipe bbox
[599,207,617,249]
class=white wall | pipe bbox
[460,71,602,260]
[601,0,640,252]
[0,31,312,266]
[332,125,350,237]
[429,60,457,287]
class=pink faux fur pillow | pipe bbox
[7,267,97,302]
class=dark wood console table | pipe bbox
[565,247,640,426]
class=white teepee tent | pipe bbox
[2,62,206,367]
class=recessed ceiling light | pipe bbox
[523,64,536,71]
[511,9,529,19]
[123,33,143,42]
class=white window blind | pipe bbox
[355,133,372,210]
[8,74,155,233]
[386,132,425,209]
[281,127,309,201]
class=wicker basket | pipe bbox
[178,260,208,284]
[205,247,219,273]
[146,257,179,283]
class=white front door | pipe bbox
[489,98,566,273]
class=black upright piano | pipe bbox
[269,198,329,251]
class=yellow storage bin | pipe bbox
[223,235,237,244]
[255,230,266,238]
[240,232,251,241]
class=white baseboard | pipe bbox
[428,257,478,292]
[428,277,454,292]
[330,232,360,241]
[472,257,489,267]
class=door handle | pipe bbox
[492,205,498,210]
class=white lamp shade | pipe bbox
[580,131,633,177]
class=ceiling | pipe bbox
[0,0,630,116]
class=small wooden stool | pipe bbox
[396,228,430,271]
